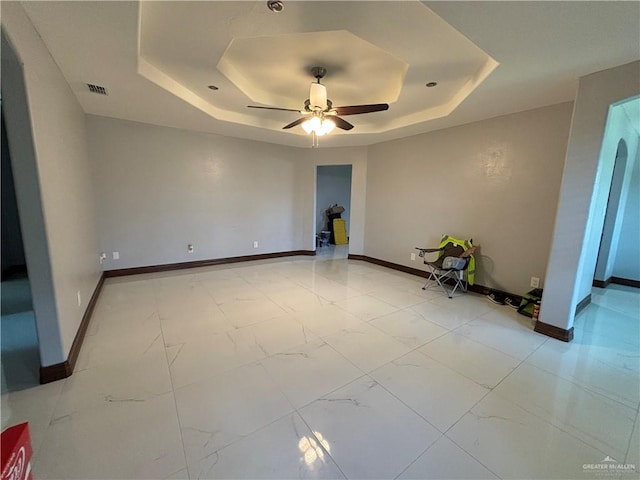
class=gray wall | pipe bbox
[2,3,101,366]
[364,103,573,295]
[87,115,305,269]
[316,165,352,238]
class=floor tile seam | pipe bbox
[520,358,640,411]
[450,316,549,357]
[183,401,303,475]
[408,303,476,331]
[257,339,370,403]
[410,347,507,391]
[278,388,352,479]
[440,387,609,477]
[170,351,274,393]
[172,334,357,395]
[488,383,631,460]
[363,369,452,438]
[441,339,621,459]
[438,433,505,480]
[372,321,451,358]
[440,337,549,438]
[391,437,443,480]
[573,330,640,349]
[442,323,532,363]
[513,360,640,413]
[624,409,639,464]
[151,280,190,475]
[293,372,427,480]
[352,315,424,350]
[28,379,67,463]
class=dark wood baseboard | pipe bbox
[592,278,611,288]
[534,320,574,342]
[575,294,591,315]
[347,254,497,298]
[611,276,640,289]
[40,272,106,384]
[351,254,577,342]
[593,276,639,289]
[40,250,315,383]
[105,250,316,278]
[348,254,428,279]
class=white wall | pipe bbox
[613,146,640,281]
[542,61,640,331]
[87,115,306,269]
[364,103,573,295]
[316,165,352,237]
[1,3,101,366]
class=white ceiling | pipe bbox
[19,1,640,148]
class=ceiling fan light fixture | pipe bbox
[302,116,321,134]
[309,83,327,110]
[320,118,335,135]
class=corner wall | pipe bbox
[542,61,640,331]
[1,3,101,366]
[364,103,573,295]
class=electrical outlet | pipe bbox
[410,252,416,261]
[531,276,540,288]
[253,241,258,249]
[77,291,82,307]
[187,244,194,253]
[112,251,119,260]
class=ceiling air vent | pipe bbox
[86,83,108,96]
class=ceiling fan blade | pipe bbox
[330,116,354,131]
[282,117,307,130]
[334,104,389,116]
[248,105,301,112]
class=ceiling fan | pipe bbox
[247,67,389,136]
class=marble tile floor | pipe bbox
[1,257,638,480]
[1,274,40,394]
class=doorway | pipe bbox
[594,139,628,286]
[1,106,40,393]
[315,165,352,259]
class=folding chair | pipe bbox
[416,235,477,298]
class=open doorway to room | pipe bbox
[1,106,40,393]
[315,165,352,260]
[593,139,628,287]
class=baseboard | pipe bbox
[105,250,316,277]
[611,276,640,288]
[40,272,106,384]
[534,320,574,342]
[592,278,611,288]
[348,254,428,278]
[347,254,499,298]
[39,250,315,383]
[575,294,591,315]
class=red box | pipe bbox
[1,423,33,480]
